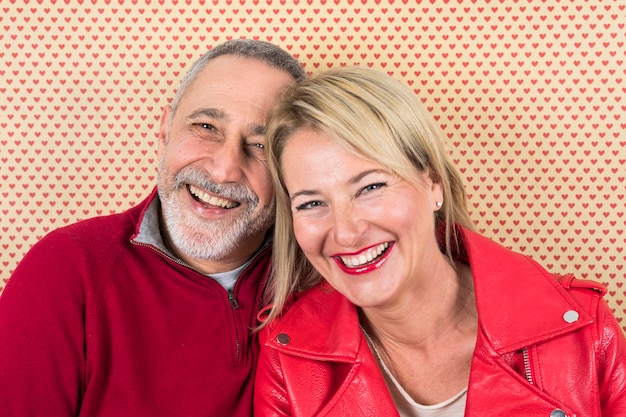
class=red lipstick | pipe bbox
[332,242,394,275]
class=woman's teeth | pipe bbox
[340,242,389,268]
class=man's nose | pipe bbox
[204,140,245,183]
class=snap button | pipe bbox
[563,310,579,323]
[550,409,566,417]
[276,333,291,345]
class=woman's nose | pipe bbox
[331,203,367,247]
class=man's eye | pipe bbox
[245,142,267,160]
[199,123,217,131]
[191,122,218,133]
[295,201,322,211]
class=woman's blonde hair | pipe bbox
[262,66,473,326]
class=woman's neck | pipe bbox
[360,261,476,349]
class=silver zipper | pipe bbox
[133,239,271,363]
[522,347,534,385]
[132,240,254,311]
[131,241,206,275]
[228,289,240,309]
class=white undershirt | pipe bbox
[363,328,467,417]
[379,356,467,417]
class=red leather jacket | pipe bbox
[254,228,626,416]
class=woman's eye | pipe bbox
[294,200,322,211]
[358,182,386,195]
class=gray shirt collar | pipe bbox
[134,196,270,290]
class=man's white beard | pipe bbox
[157,163,275,262]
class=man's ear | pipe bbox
[157,106,172,160]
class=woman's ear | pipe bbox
[432,181,444,211]
[423,169,444,211]
[427,167,441,185]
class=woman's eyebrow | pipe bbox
[289,189,318,201]
[350,169,387,184]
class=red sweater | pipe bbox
[0,189,270,417]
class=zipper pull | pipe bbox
[228,289,240,309]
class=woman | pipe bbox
[255,66,626,416]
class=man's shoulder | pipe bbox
[43,201,143,246]
[6,194,156,294]
[13,194,153,272]
[44,192,153,244]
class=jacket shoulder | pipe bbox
[555,273,607,296]
[553,273,614,334]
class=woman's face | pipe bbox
[281,128,445,310]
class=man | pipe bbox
[0,39,306,417]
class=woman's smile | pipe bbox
[332,242,393,274]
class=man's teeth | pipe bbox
[189,185,238,209]
[340,242,389,268]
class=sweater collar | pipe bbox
[132,188,171,255]
[266,226,593,358]
[130,188,273,283]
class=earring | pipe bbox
[436,201,443,209]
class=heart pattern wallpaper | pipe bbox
[1,0,624,330]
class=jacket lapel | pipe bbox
[265,285,399,416]
[265,283,362,361]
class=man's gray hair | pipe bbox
[169,38,306,120]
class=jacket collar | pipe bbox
[461,227,592,354]
[266,226,593,358]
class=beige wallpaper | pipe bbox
[1,0,625,331]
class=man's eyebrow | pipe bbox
[187,108,226,120]
[250,125,266,136]
[187,108,265,137]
